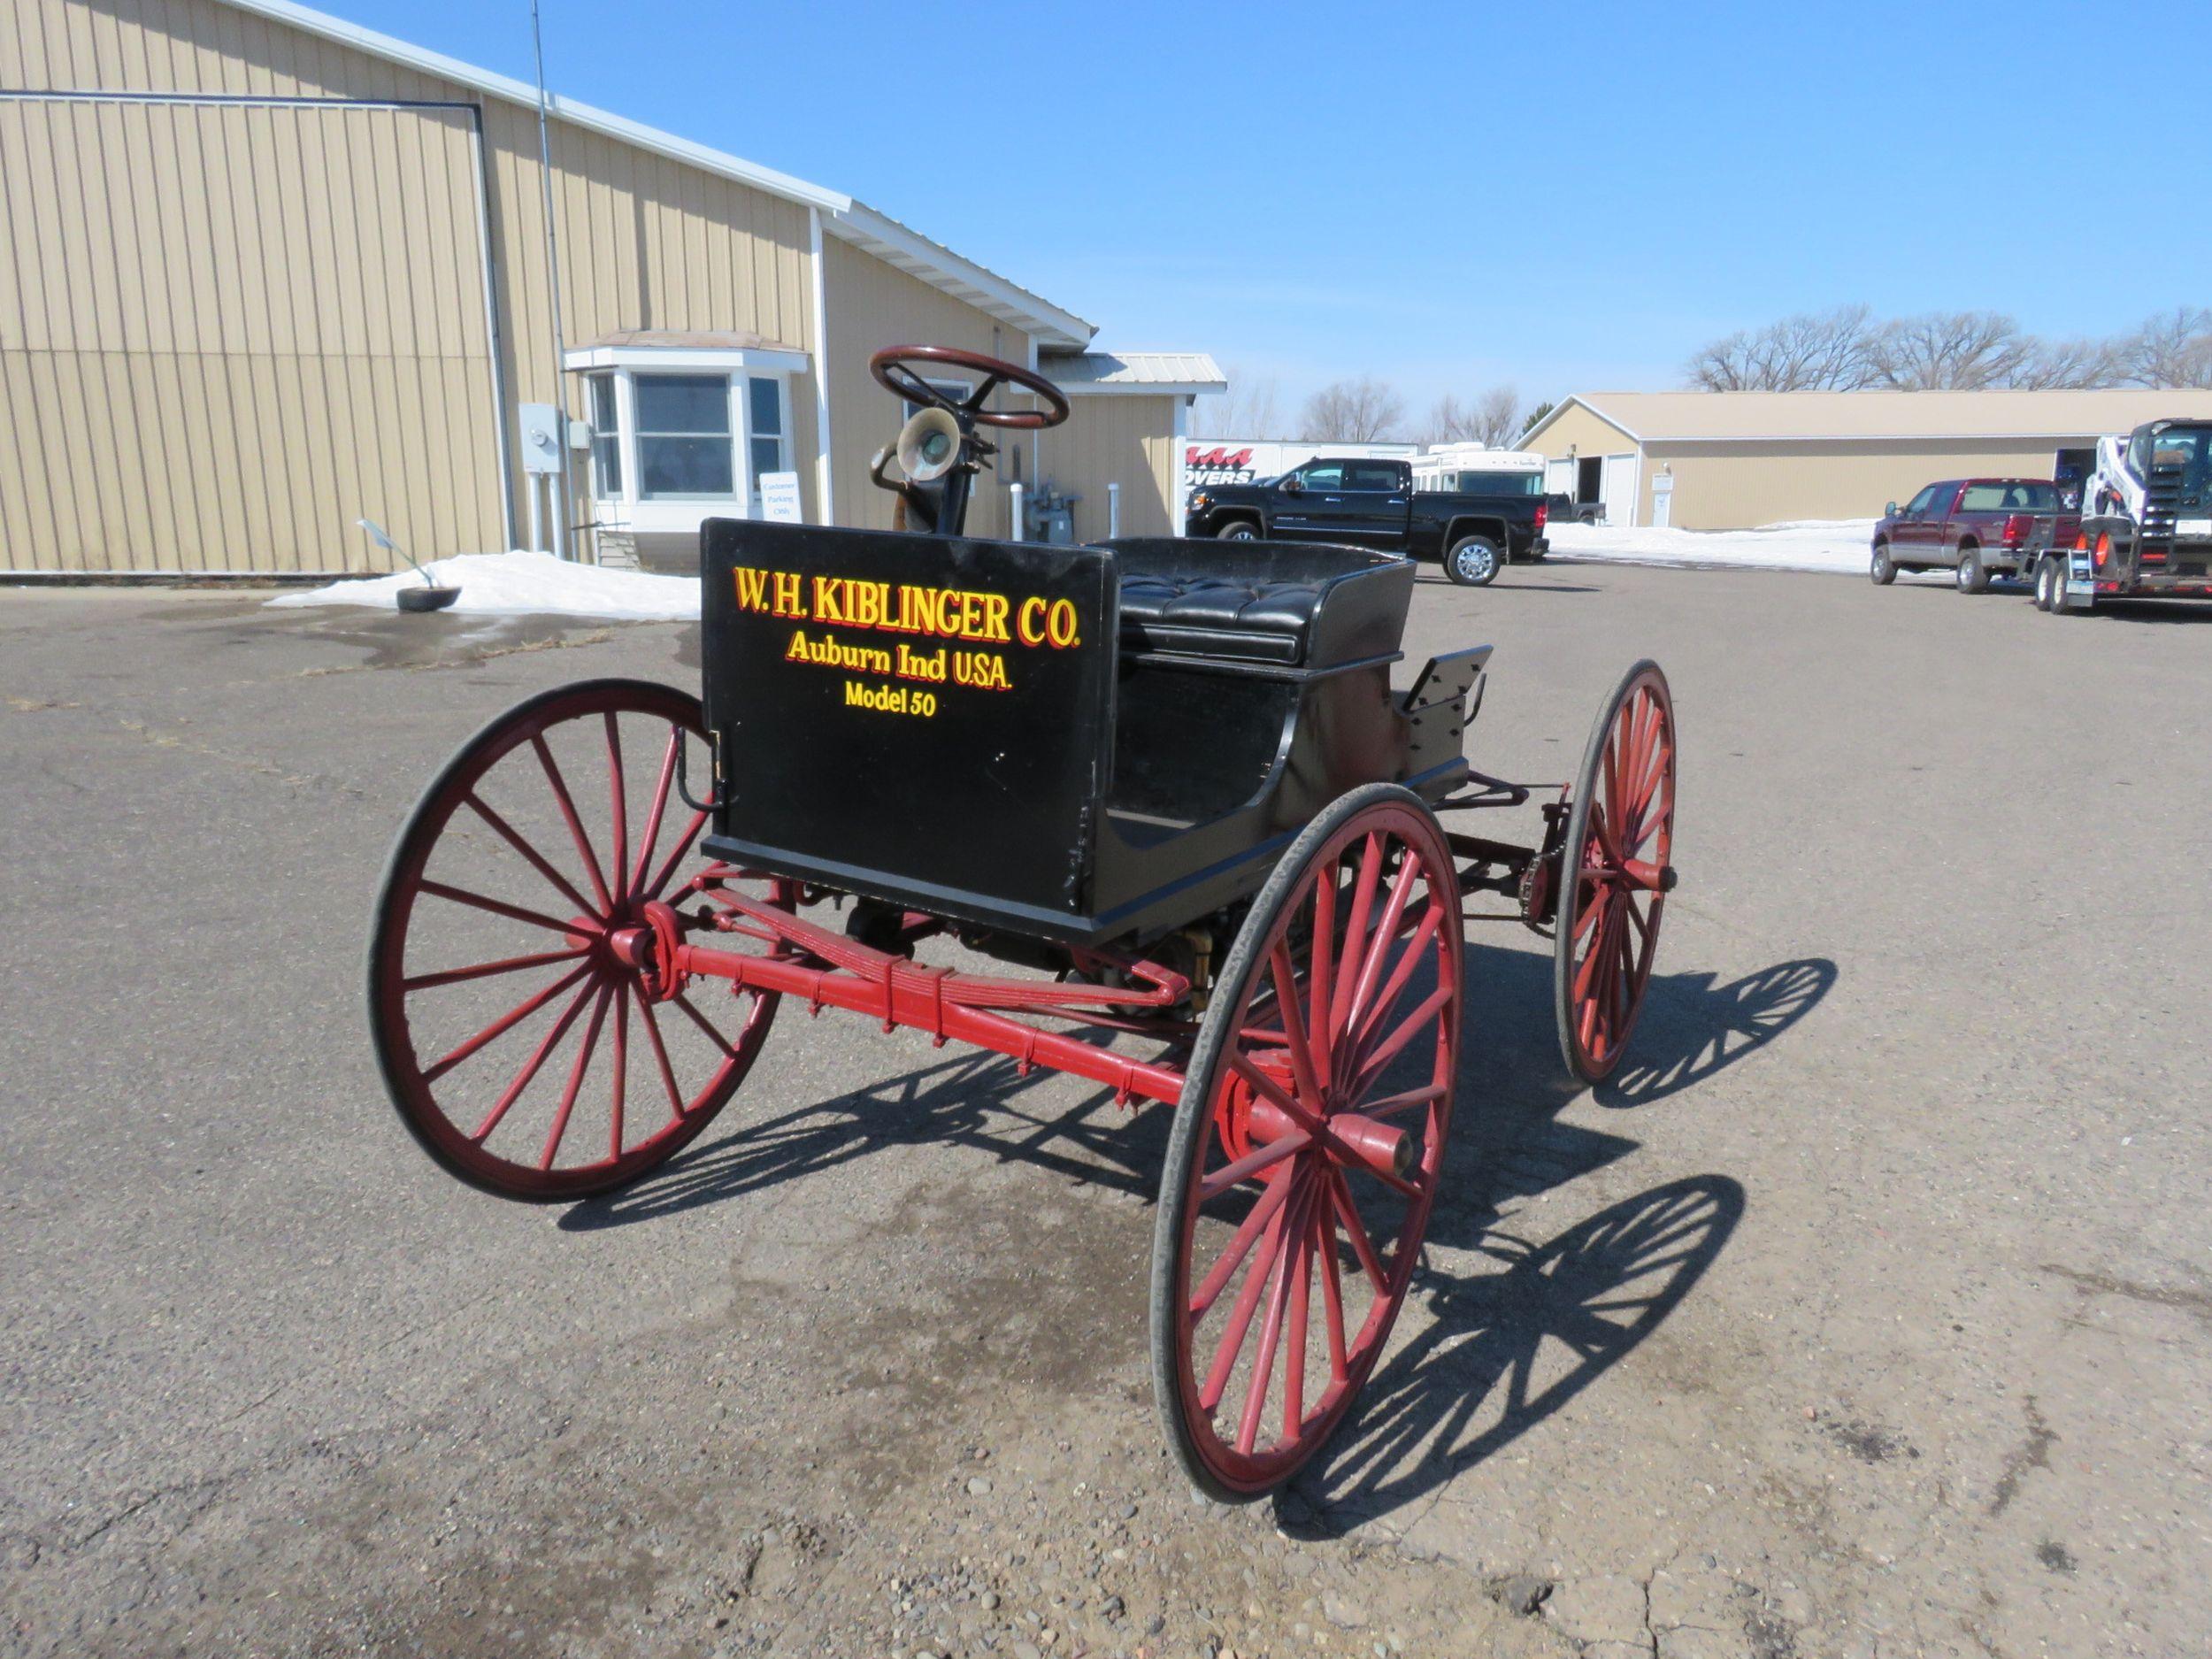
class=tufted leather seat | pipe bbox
[1117,574,1325,664]
[1098,536,1415,670]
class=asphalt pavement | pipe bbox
[2,562,2207,1659]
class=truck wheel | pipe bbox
[1216,521,1259,541]
[1955,546,1988,595]
[1446,534,1502,586]
[2033,557,2057,611]
[1870,543,1895,585]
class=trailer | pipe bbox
[2032,419,2212,614]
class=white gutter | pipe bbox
[807,207,835,526]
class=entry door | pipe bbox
[1600,454,1640,527]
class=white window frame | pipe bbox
[562,343,809,536]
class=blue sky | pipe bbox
[345,0,2210,417]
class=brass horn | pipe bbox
[895,405,964,483]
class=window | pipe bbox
[1293,462,1344,490]
[586,373,621,497]
[1901,486,1937,517]
[1344,462,1403,491]
[1448,470,1542,496]
[636,373,733,499]
[747,374,787,491]
[1962,482,2060,512]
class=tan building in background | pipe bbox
[0,0,1217,574]
[1523,390,2212,532]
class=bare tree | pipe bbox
[2008,335,2124,389]
[1419,386,1524,448]
[1191,368,1286,438]
[1418,393,1476,447]
[2117,306,2212,388]
[1683,304,1879,391]
[1869,311,2032,389]
[1299,376,1407,442]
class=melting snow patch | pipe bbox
[266,550,699,621]
[1547,518,1876,576]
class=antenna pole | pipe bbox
[531,0,574,559]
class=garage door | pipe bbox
[0,95,507,574]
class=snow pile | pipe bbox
[266,550,700,620]
[1546,518,1876,576]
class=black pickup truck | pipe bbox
[1182,456,1548,586]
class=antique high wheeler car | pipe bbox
[368,345,1679,1499]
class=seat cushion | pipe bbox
[1118,574,1323,664]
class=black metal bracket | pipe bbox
[676,726,722,814]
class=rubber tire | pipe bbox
[1555,660,1674,1084]
[2033,557,2056,612]
[1955,546,1988,595]
[366,677,775,1202]
[1217,521,1260,541]
[1445,535,1502,587]
[1870,543,1896,586]
[1150,781,1459,1502]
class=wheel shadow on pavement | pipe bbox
[558,1045,1171,1232]
[1281,1174,1745,1535]
[1593,956,1837,1109]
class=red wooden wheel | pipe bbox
[1555,661,1676,1083]
[1152,785,1463,1500]
[368,680,784,1201]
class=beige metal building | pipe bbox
[1522,389,2212,532]
[0,0,1219,574]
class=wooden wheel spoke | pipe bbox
[640,808,710,903]
[1306,864,1339,1087]
[633,993,688,1124]
[1200,1128,1311,1202]
[1358,1081,1447,1121]
[603,713,628,917]
[672,992,738,1056]
[419,878,599,940]
[1284,1192,1317,1439]
[1346,981,1454,1103]
[1329,1170,1390,1295]
[1345,850,1420,1032]
[530,733,613,914]
[1329,833,1384,1033]
[538,983,613,1170]
[609,982,629,1160]
[627,728,682,902]
[1226,1050,1330,1143]
[462,793,603,919]
[1317,1193,1349,1383]
[1191,1166,1295,1317]
[422,961,595,1083]
[403,945,586,994]
[1199,1190,1295,1413]
[1345,901,1442,1062]
[1267,942,1325,1107]
[469,973,598,1144]
[1237,1179,1312,1455]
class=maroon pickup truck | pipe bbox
[1870,479,2078,594]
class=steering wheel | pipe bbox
[870,345,1070,431]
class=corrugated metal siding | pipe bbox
[4,0,821,563]
[0,95,501,570]
[1032,394,1177,541]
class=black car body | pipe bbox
[1183,457,1548,586]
